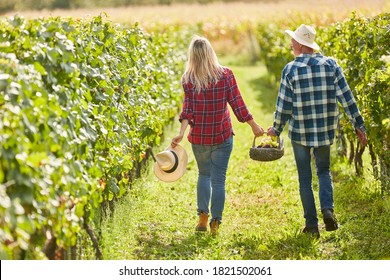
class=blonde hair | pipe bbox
[182,35,224,93]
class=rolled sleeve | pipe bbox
[179,85,194,126]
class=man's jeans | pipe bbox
[192,136,233,224]
[291,141,334,227]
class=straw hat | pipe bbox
[153,144,188,182]
[285,24,320,50]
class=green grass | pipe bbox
[89,58,390,260]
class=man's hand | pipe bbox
[356,128,367,147]
[267,127,277,137]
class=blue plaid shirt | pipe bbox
[273,53,366,147]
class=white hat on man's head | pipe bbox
[153,144,188,182]
[285,24,320,50]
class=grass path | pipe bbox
[94,60,389,260]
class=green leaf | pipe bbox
[33,62,47,75]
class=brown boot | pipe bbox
[210,219,219,236]
[196,212,208,232]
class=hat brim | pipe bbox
[153,144,188,182]
[285,30,320,50]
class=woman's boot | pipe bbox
[196,212,208,231]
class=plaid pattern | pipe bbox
[179,67,253,145]
[273,53,365,147]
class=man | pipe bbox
[267,24,367,238]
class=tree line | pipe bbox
[0,0,273,15]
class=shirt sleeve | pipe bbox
[273,66,293,136]
[334,63,366,132]
[226,69,253,123]
[179,83,194,126]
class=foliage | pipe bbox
[318,13,390,192]
[0,15,188,259]
[0,0,278,14]
[255,22,293,83]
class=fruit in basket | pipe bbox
[257,136,279,148]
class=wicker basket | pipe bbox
[249,135,284,162]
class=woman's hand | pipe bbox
[171,135,183,148]
[247,119,264,137]
[252,124,264,137]
[171,119,189,148]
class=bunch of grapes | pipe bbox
[257,136,279,148]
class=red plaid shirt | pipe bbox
[179,67,253,145]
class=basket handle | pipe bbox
[252,136,257,148]
[252,132,268,148]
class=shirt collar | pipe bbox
[297,52,322,58]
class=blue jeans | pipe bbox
[191,136,233,224]
[291,141,334,227]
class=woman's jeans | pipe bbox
[291,141,334,227]
[192,136,233,224]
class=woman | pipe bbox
[171,35,264,235]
